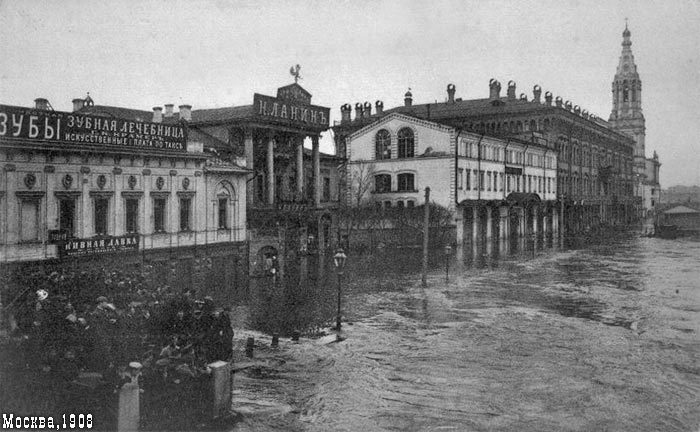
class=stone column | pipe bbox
[312,135,321,207]
[266,136,275,206]
[296,136,304,198]
[472,206,479,245]
[533,206,539,235]
[519,208,526,237]
[455,207,465,246]
[485,206,493,240]
[244,128,254,207]
[553,207,559,235]
[208,361,231,418]
[117,382,139,432]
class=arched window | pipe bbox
[516,121,523,132]
[375,129,391,160]
[397,128,415,158]
[543,118,551,131]
[215,181,237,232]
[374,174,391,193]
[397,173,415,192]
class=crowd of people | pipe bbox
[7,286,234,384]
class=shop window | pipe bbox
[125,198,139,233]
[397,173,415,192]
[180,197,192,231]
[20,200,39,242]
[218,198,228,229]
[397,128,415,158]
[59,198,76,237]
[375,129,391,160]
[94,197,109,236]
[153,198,167,233]
[375,174,391,193]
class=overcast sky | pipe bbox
[1,0,698,186]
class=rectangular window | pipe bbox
[480,171,485,191]
[20,200,39,241]
[465,169,471,190]
[458,168,464,189]
[94,198,109,236]
[383,200,392,208]
[180,198,191,231]
[407,200,415,208]
[125,198,139,233]
[500,173,504,191]
[397,201,405,208]
[397,173,415,192]
[487,171,492,191]
[507,175,511,193]
[153,198,166,233]
[323,177,331,201]
[218,198,228,229]
[59,199,75,237]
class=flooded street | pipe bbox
[232,233,700,432]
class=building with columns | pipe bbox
[344,112,558,246]
[608,23,661,220]
[0,96,249,303]
[334,76,637,236]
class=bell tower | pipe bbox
[609,22,645,162]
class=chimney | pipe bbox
[164,104,174,117]
[555,96,563,108]
[519,93,528,101]
[533,85,542,103]
[404,89,413,107]
[72,98,85,112]
[152,107,163,123]
[355,103,363,120]
[363,101,372,117]
[544,91,553,106]
[507,81,516,99]
[447,84,456,103]
[573,105,581,116]
[375,100,384,115]
[582,109,589,119]
[340,104,352,123]
[179,104,192,121]
[564,101,573,111]
[489,79,501,100]
[34,98,49,110]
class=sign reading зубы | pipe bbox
[0,104,187,151]
[254,94,329,130]
[60,234,139,257]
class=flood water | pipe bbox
[232,232,700,432]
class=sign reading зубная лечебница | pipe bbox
[0,104,187,151]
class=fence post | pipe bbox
[117,382,140,432]
[208,360,231,418]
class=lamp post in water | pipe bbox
[444,245,452,282]
[333,248,347,331]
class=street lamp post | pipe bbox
[333,248,347,331]
[444,245,452,282]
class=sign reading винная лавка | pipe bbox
[0,104,186,152]
[60,234,139,257]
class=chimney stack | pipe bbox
[564,101,573,111]
[355,103,363,120]
[544,92,553,106]
[519,93,528,101]
[533,85,542,103]
[404,89,413,107]
[447,84,456,103]
[34,98,49,110]
[555,96,563,108]
[72,98,85,112]
[152,107,163,123]
[582,109,589,119]
[573,105,581,116]
[375,100,384,115]
[489,79,501,100]
[164,104,174,117]
[507,81,516,99]
[179,104,192,121]
[340,104,352,123]
[363,101,372,118]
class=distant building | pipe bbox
[0,96,248,302]
[608,24,661,218]
[659,205,700,235]
[335,78,637,237]
[344,112,558,245]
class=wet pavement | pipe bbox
[230,232,700,431]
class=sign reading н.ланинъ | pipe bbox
[253,94,329,130]
[0,104,186,152]
[60,234,139,257]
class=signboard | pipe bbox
[253,93,329,130]
[60,234,139,257]
[48,229,70,244]
[505,166,523,175]
[0,104,187,152]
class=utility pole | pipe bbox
[422,187,431,287]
